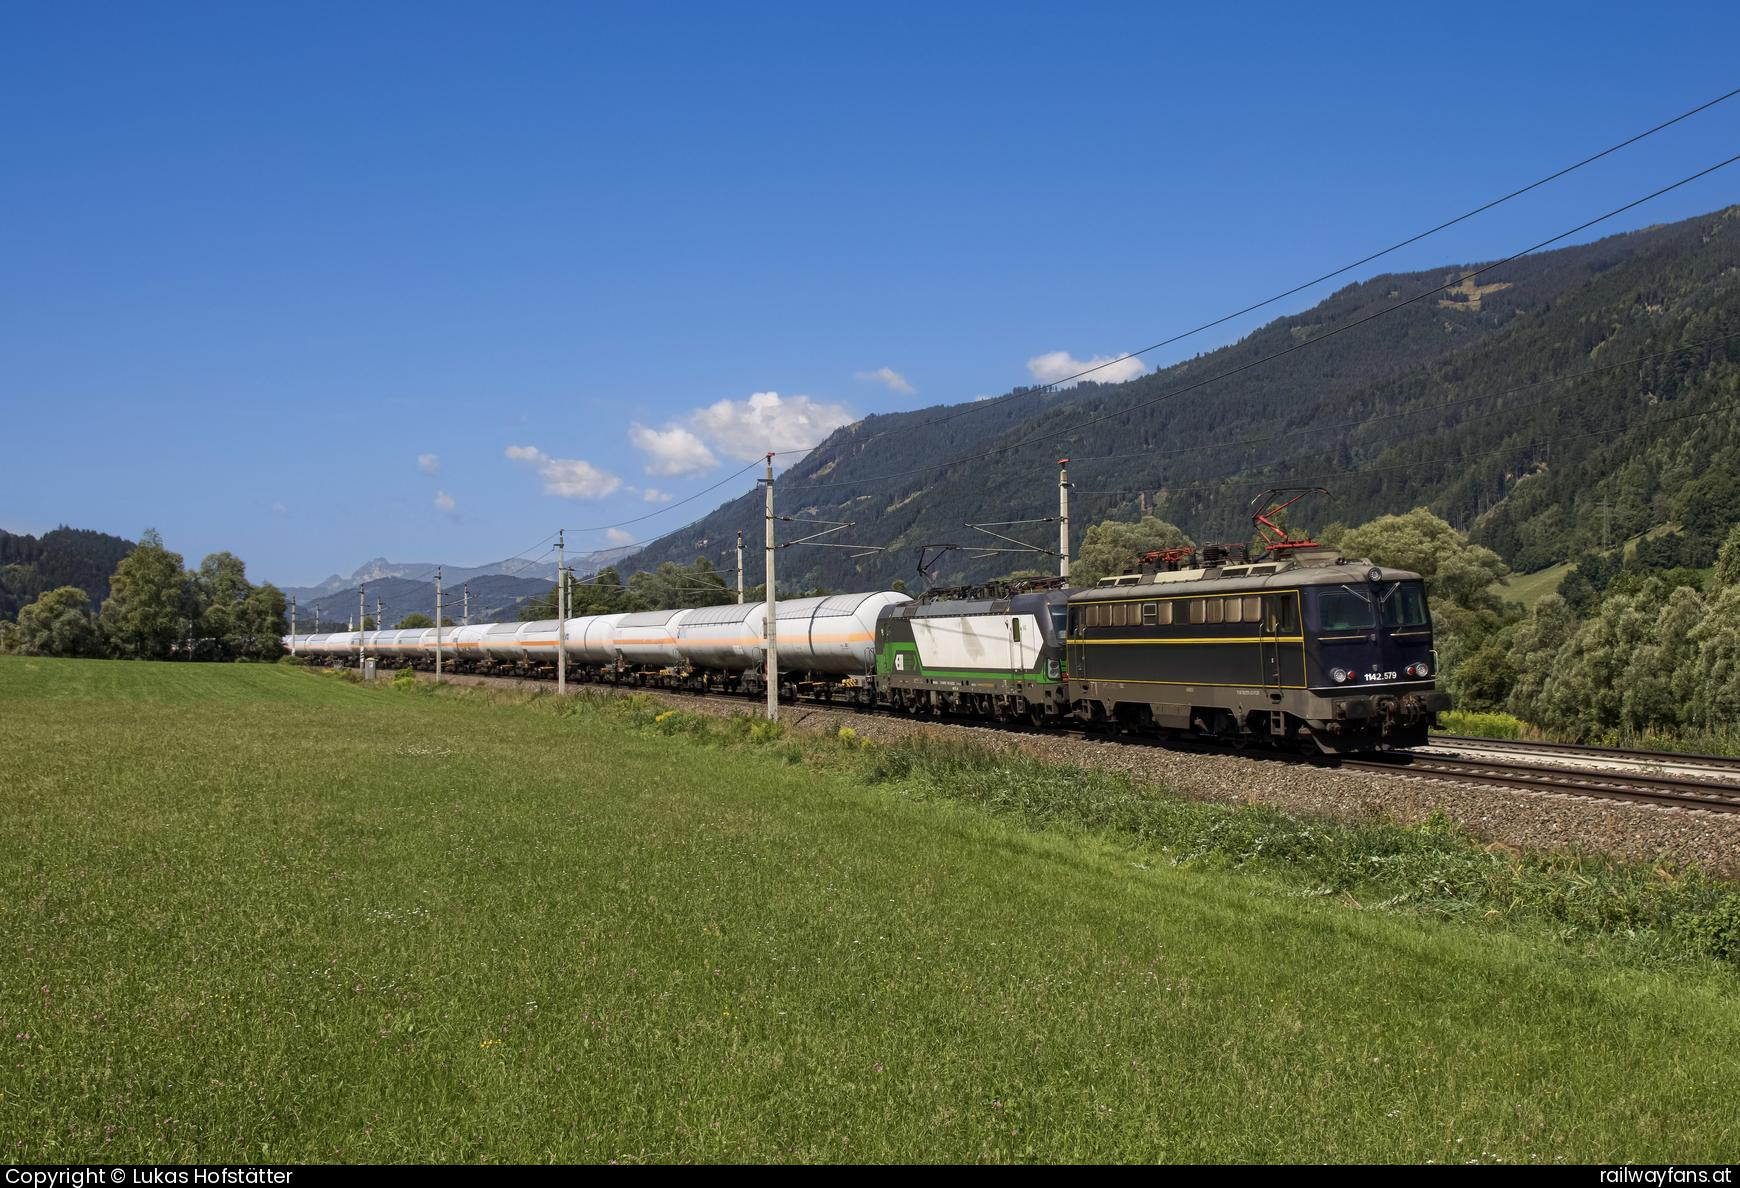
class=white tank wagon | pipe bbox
[383,628,424,659]
[479,621,523,662]
[673,602,764,671]
[567,612,630,664]
[450,624,490,659]
[283,590,912,699]
[773,591,906,675]
[603,608,688,667]
[516,619,565,664]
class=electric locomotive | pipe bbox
[872,578,1071,724]
[1066,544,1448,752]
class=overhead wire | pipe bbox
[765,83,1740,452]
[782,150,1740,495]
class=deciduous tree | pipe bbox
[11,586,102,657]
[1071,516,1193,586]
[99,529,192,659]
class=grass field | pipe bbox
[3,657,1739,1163]
[1500,562,1569,609]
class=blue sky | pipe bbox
[4,1,1739,586]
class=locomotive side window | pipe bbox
[1205,599,1224,625]
[1187,599,1205,625]
[1110,603,1126,628]
[1243,596,1262,623]
[1156,601,1173,626]
[1318,587,1376,630]
[1142,601,1157,626]
[1262,594,1298,633]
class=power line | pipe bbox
[768,83,1740,449]
[563,458,762,537]
[784,150,1740,495]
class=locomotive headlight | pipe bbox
[1366,566,1383,583]
[1331,667,1349,683]
[1406,662,1430,677]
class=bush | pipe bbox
[1678,895,1740,963]
[1436,710,1528,740]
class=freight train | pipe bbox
[289,533,1450,753]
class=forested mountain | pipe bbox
[0,527,136,620]
[624,206,1740,589]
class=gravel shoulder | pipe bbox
[418,671,1740,876]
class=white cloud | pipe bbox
[434,491,456,511]
[504,444,621,499]
[1026,350,1148,388]
[629,423,718,477]
[606,528,636,546]
[643,488,674,503]
[855,366,915,395]
[418,453,440,474]
[690,391,855,464]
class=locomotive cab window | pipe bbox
[1382,583,1429,628]
[1317,587,1376,631]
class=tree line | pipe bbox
[0,530,288,662]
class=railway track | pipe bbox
[1344,752,1740,815]
[402,666,1740,816]
[1430,733,1740,776]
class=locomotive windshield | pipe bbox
[1382,582,1429,628]
[1050,606,1068,639]
[1316,587,1376,630]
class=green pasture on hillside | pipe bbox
[1,656,1737,1163]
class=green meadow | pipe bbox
[2,656,1737,1163]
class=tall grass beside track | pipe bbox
[1,655,1738,1163]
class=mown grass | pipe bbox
[2,656,1739,1163]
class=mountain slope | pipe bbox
[281,546,637,605]
[294,574,555,630]
[624,206,1740,589]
